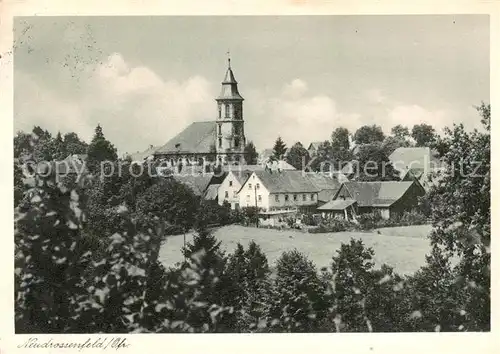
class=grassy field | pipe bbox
[158,224,433,275]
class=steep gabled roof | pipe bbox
[304,172,341,191]
[172,173,214,196]
[204,184,220,201]
[308,141,324,151]
[155,121,216,155]
[251,170,320,194]
[338,181,417,207]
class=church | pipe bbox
[151,58,247,167]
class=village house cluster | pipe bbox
[124,59,443,225]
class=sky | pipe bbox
[13,15,489,155]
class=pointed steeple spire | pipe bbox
[218,54,243,100]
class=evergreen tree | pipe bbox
[86,124,118,174]
[267,250,328,332]
[53,132,67,160]
[272,136,287,160]
[243,141,258,165]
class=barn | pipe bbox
[319,180,425,220]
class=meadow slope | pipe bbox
[158,224,433,275]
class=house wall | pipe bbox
[389,182,426,217]
[218,171,244,209]
[335,184,352,200]
[268,192,318,212]
[238,173,270,210]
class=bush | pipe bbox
[398,210,428,226]
[241,206,260,226]
[357,213,383,230]
[301,213,320,226]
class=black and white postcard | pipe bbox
[1,1,498,354]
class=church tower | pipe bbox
[215,57,246,163]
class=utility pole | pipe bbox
[254,185,259,227]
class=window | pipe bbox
[285,195,289,201]
[225,191,229,198]
[246,195,250,201]
[293,194,298,201]
[229,180,233,187]
[248,183,252,189]
[234,138,240,148]
[275,195,279,202]
[218,138,222,148]
[311,194,315,200]
[218,105,222,118]
[218,124,222,135]
[225,104,230,117]
[233,191,238,198]
[258,195,262,202]
[256,183,260,189]
[303,194,306,201]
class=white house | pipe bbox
[238,170,320,213]
[218,169,253,209]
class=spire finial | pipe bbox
[226,50,231,68]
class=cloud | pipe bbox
[14,72,91,139]
[365,89,386,104]
[245,79,362,149]
[15,53,215,154]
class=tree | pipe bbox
[221,241,271,331]
[285,142,309,170]
[411,123,436,147]
[353,142,399,181]
[14,160,24,207]
[170,228,231,332]
[425,103,490,330]
[135,178,199,234]
[64,132,88,156]
[272,137,287,160]
[243,141,258,165]
[14,131,33,159]
[267,250,329,332]
[382,135,412,156]
[86,124,118,174]
[30,126,56,162]
[330,239,376,332]
[391,125,410,140]
[53,132,67,160]
[353,125,385,145]
[331,127,350,150]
